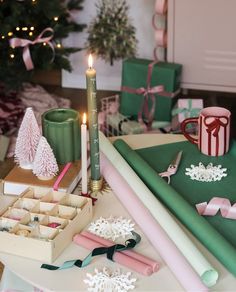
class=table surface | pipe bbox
[0,134,236,291]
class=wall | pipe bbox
[62,0,156,90]
[168,0,236,93]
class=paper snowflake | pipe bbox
[185,162,227,182]
[88,216,135,241]
[84,267,136,292]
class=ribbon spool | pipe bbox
[196,197,236,220]
[155,0,168,15]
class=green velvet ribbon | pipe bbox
[41,231,141,271]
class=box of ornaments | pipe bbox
[0,187,92,263]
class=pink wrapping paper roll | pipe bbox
[155,29,167,47]
[73,233,153,276]
[100,152,208,292]
[81,230,159,272]
[155,0,167,15]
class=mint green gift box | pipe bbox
[120,58,182,122]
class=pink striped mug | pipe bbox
[181,107,231,156]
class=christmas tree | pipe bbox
[33,136,58,180]
[87,0,137,65]
[0,0,86,89]
[14,107,41,169]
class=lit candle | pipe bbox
[81,113,88,194]
[86,54,100,181]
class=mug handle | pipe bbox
[180,117,199,145]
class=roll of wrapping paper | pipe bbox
[113,138,236,278]
[100,152,207,292]
[99,131,217,287]
[73,233,153,276]
[81,230,159,272]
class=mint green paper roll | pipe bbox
[113,138,236,278]
[99,132,218,287]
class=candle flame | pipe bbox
[83,113,87,124]
[88,54,93,68]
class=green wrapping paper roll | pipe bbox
[113,139,236,277]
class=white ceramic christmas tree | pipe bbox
[33,136,59,180]
[15,107,41,169]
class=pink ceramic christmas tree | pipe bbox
[33,136,59,180]
[15,107,41,169]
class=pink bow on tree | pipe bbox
[9,28,55,71]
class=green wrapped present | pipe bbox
[120,58,182,122]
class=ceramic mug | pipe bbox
[181,106,231,156]
[42,108,81,164]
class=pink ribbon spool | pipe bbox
[155,0,168,15]
[196,197,236,220]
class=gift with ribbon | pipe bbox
[171,98,203,132]
[120,58,182,127]
[106,112,170,135]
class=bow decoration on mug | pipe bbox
[205,117,229,137]
[204,116,229,156]
[9,28,55,71]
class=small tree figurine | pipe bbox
[33,136,59,180]
[15,107,41,169]
[87,0,137,65]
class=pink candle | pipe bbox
[81,113,88,194]
[73,233,153,276]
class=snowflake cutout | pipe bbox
[88,216,135,241]
[185,162,227,182]
[84,267,136,292]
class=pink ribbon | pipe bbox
[53,162,72,191]
[10,28,54,71]
[122,61,164,129]
[196,197,236,220]
[204,116,229,156]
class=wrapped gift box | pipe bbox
[106,112,170,135]
[120,58,182,122]
[171,98,203,132]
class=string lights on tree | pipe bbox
[0,0,86,89]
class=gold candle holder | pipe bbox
[89,176,104,195]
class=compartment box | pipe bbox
[0,188,93,263]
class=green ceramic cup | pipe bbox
[42,108,81,165]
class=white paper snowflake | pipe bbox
[185,162,227,182]
[84,267,136,292]
[88,216,135,241]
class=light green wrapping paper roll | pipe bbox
[113,138,236,280]
[99,132,218,287]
